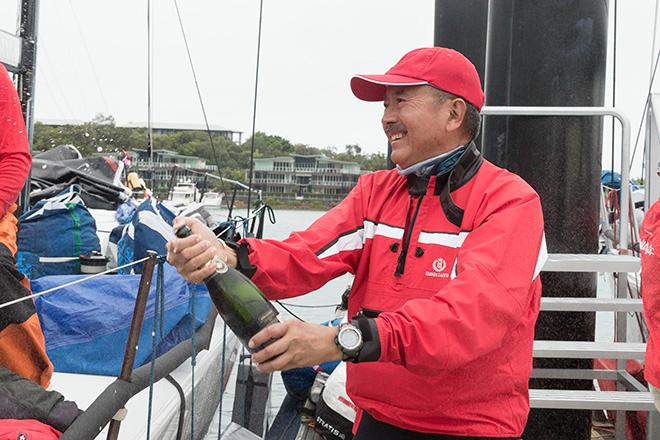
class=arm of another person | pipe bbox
[641,199,660,409]
[0,66,31,218]
[368,177,546,374]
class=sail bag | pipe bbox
[17,185,101,279]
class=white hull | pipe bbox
[52,321,239,439]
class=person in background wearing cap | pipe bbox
[168,47,546,439]
[642,162,660,411]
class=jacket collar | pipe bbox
[405,141,483,227]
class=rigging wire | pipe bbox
[66,0,111,115]
[38,51,76,119]
[214,203,275,238]
[643,0,660,183]
[0,256,152,310]
[47,4,94,117]
[629,45,660,170]
[610,0,617,189]
[275,300,305,321]
[246,0,265,216]
[147,0,155,187]
[171,0,232,211]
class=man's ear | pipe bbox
[447,98,467,132]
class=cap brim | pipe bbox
[350,74,429,101]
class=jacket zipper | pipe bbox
[395,195,424,276]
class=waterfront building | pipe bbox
[250,154,361,199]
[126,148,216,192]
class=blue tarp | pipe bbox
[601,170,641,191]
[33,264,211,376]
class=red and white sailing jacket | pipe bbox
[243,144,546,437]
[642,199,660,388]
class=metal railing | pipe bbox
[481,106,653,440]
[481,106,632,249]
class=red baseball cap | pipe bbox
[350,47,484,111]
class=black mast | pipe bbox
[435,1,608,439]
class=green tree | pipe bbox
[33,113,147,156]
[33,117,388,175]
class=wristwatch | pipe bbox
[335,322,363,362]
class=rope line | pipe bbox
[0,256,152,310]
[214,204,275,239]
[216,322,227,439]
[190,283,197,439]
[146,259,165,440]
[277,302,339,309]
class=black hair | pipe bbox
[431,87,481,141]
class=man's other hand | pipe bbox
[249,320,343,372]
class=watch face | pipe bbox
[339,327,361,350]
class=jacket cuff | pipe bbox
[225,240,257,278]
[351,316,380,363]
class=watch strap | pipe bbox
[351,317,381,363]
[224,240,257,278]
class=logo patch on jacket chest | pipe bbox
[425,257,449,278]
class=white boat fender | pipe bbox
[314,362,356,440]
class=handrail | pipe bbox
[481,106,632,249]
[648,95,660,207]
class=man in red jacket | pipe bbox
[168,47,546,439]
[641,163,660,411]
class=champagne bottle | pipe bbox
[175,225,279,352]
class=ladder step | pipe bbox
[529,389,655,411]
[542,253,640,273]
[533,341,646,360]
[540,297,643,312]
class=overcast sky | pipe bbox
[2,0,434,155]
[1,0,658,176]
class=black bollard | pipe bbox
[480,2,608,439]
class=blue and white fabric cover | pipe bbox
[17,185,101,279]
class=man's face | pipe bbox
[382,85,452,169]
